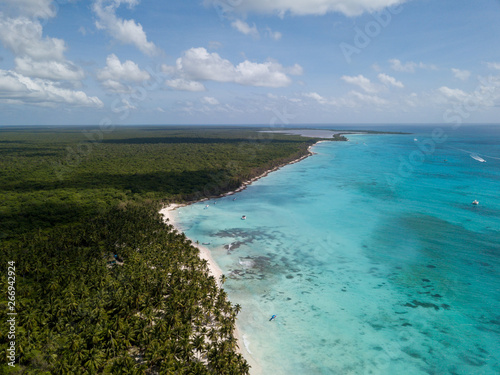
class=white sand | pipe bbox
[158,145,324,373]
[160,204,261,372]
[160,204,223,282]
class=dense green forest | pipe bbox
[0,126,340,374]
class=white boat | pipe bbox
[241,215,246,220]
[470,154,486,163]
[472,200,479,205]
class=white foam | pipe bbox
[242,334,252,354]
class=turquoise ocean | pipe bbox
[175,125,500,374]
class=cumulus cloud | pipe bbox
[0,69,103,107]
[341,74,378,93]
[204,0,406,17]
[96,54,150,92]
[438,86,468,101]
[0,11,98,106]
[164,47,302,88]
[304,90,388,107]
[389,59,437,73]
[1,0,56,19]
[14,57,85,81]
[201,96,220,105]
[378,73,403,88]
[304,92,329,104]
[304,92,328,104]
[0,15,86,82]
[92,0,159,56]
[231,19,259,37]
[451,68,470,81]
[165,78,206,92]
[436,76,500,110]
[0,16,66,61]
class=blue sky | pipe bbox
[1,0,500,125]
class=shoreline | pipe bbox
[159,203,223,282]
[160,203,262,374]
[158,140,325,373]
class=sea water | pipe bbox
[174,125,500,375]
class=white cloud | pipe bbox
[349,90,388,106]
[451,68,470,81]
[389,59,437,73]
[438,86,468,101]
[266,27,282,40]
[486,62,500,70]
[97,54,151,93]
[14,57,85,81]
[92,0,159,56]
[0,12,88,86]
[97,54,150,82]
[304,89,388,107]
[120,98,136,110]
[0,69,103,107]
[378,73,403,88]
[304,92,328,104]
[204,0,406,17]
[231,19,259,38]
[165,78,206,92]
[167,47,302,88]
[201,96,220,105]
[0,16,66,61]
[341,74,378,93]
[100,79,128,93]
[436,76,500,109]
[1,0,56,19]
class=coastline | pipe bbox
[159,139,324,276]
[158,140,324,373]
[160,203,223,282]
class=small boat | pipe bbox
[269,315,277,321]
[204,204,209,209]
[202,242,211,245]
[470,154,486,163]
[472,200,479,205]
[414,138,418,141]
[241,215,246,220]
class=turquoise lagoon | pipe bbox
[175,125,500,374]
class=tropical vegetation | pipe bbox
[0,126,342,374]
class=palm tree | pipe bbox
[219,274,227,286]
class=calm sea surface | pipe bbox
[175,125,500,374]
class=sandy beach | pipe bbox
[160,204,223,282]
[160,203,262,374]
[158,143,324,373]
